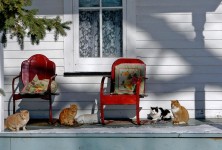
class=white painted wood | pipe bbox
[3,0,222,121]
[73,0,127,72]
[126,0,136,57]
[6,34,63,42]
[3,41,63,50]
[4,50,64,59]
[30,0,64,15]
[64,0,74,72]
[4,58,64,68]
[0,41,4,131]
[73,0,79,72]
[137,0,222,6]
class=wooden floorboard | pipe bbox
[1,119,222,150]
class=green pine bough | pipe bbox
[0,0,72,49]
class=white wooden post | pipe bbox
[0,38,4,132]
[64,0,74,72]
[126,0,136,57]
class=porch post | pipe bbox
[0,33,4,132]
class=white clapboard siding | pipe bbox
[3,0,222,120]
[4,58,63,68]
[4,50,64,59]
[6,33,64,43]
[4,41,63,51]
[30,0,64,15]
[134,0,222,119]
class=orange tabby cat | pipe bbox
[5,110,30,131]
[171,100,189,124]
[59,104,78,126]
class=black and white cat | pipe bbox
[159,107,172,121]
[148,107,172,121]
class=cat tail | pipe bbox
[0,88,5,96]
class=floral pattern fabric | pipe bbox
[21,75,58,94]
[114,64,146,95]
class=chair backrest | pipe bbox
[21,54,56,85]
[111,58,146,94]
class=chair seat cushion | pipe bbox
[21,75,58,94]
[114,63,145,95]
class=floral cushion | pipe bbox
[21,75,58,94]
[114,63,145,95]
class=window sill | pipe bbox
[64,72,111,77]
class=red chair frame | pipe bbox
[100,58,147,125]
[12,54,57,123]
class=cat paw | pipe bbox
[172,121,179,125]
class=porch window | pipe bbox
[73,0,126,72]
[79,0,122,58]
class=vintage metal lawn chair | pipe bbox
[12,54,58,123]
[100,58,147,125]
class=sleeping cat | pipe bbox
[148,107,172,121]
[77,114,99,124]
[4,110,30,131]
[77,99,99,124]
[59,104,78,126]
[171,100,189,124]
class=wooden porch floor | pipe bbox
[1,119,222,150]
[2,118,222,136]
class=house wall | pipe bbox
[3,0,222,120]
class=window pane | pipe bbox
[102,0,122,7]
[79,0,100,7]
[79,11,100,57]
[102,10,122,57]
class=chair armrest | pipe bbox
[135,76,148,97]
[50,74,57,80]
[12,73,21,94]
[135,77,142,96]
[100,75,111,95]
[46,74,57,93]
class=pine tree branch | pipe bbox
[0,0,72,49]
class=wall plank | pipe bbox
[3,0,222,119]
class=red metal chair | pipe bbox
[12,54,57,123]
[100,58,147,125]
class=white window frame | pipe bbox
[64,0,136,73]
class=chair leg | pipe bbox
[100,104,105,124]
[13,99,16,114]
[49,97,53,123]
[136,103,140,125]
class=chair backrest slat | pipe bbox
[110,58,146,94]
[21,54,56,85]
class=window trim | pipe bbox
[64,0,136,73]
